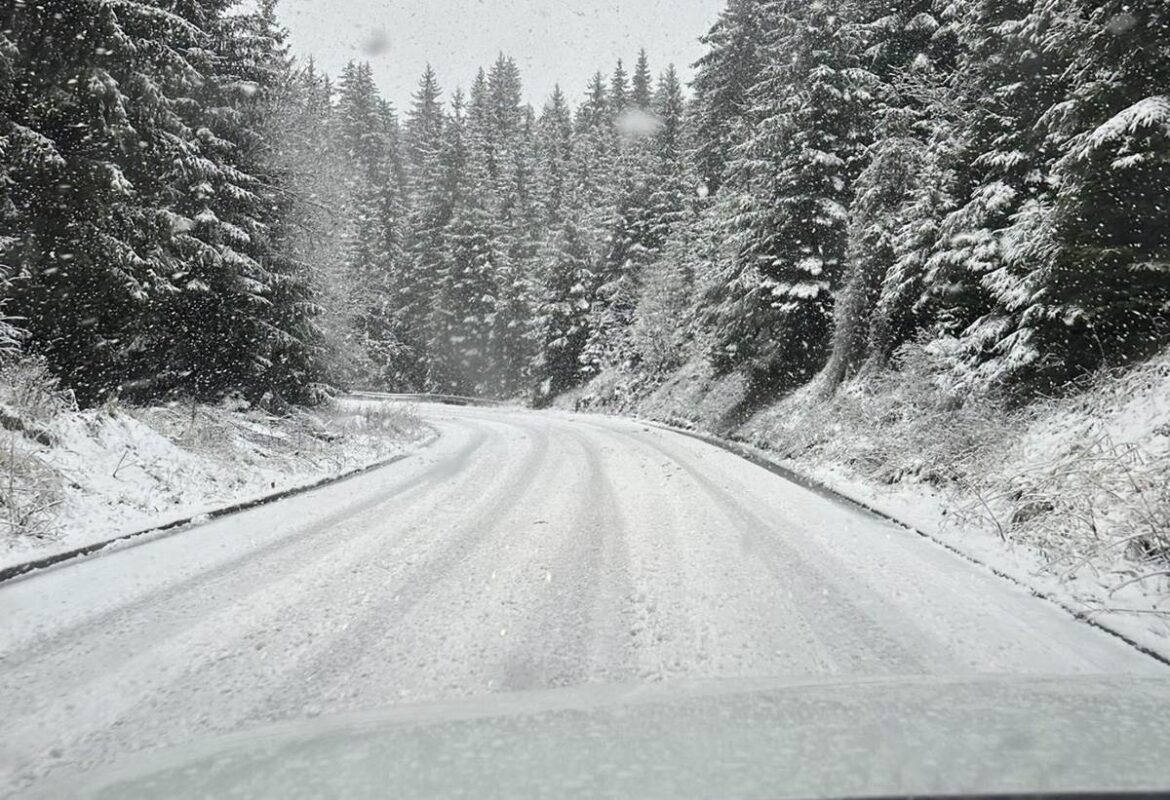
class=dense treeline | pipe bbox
[312,49,693,401]
[1,0,324,406]
[689,0,1169,402]
[1,0,1167,410]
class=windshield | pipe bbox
[1,0,1168,797]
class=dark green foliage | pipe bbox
[708,0,874,386]
[975,0,1170,388]
[1,0,325,406]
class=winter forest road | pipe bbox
[0,401,1163,794]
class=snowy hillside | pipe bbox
[0,362,428,572]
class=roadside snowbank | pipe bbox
[560,349,1170,658]
[0,371,429,572]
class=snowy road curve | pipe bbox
[0,401,1163,793]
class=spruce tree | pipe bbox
[332,62,409,388]
[429,91,507,395]
[533,86,575,229]
[976,0,1170,388]
[709,0,874,387]
[273,59,356,389]
[921,0,1067,378]
[531,213,595,401]
[610,60,630,113]
[1,0,200,404]
[227,0,326,403]
[823,0,959,387]
[689,0,770,194]
[0,24,23,354]
[631,49,653,110]
[646,66,690,253]
[403,64,448,383]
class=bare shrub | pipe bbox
[325,399,424,439]
[0,432,62,540]
[952,358,1170,590]
[0,356,74,423]
[0,357,69,540]
[749,340,1016,488]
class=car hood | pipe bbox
[38,674,1170,799]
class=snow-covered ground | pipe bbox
[2,402,1162,795]
[0,389,431,573]
[560,349,1170,659]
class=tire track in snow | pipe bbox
[234,413,554,722]
[591,420,939,676]
[570,421,839,680]
[0,420,508,792]
[627,422,1147,675]
[497,426,634,691]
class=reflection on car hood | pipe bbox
[40,675,1170,799]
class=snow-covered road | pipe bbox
[1,402,1163,793]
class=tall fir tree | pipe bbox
[631,49,653,110]
[708,0,874,388]
[429,90,509,395]
[689,0,770,194]
[971,0,1170,388]
[533,86,575,229]
[272,59,357,389]
[531,212,595,401]
[610,59,630,113]
[333,62,410,388]
[919,0,1067,378]
[823,0,959,388]
[1,0,207,403]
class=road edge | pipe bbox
[630,415,1170,669]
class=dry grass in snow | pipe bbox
[0,359,428,570]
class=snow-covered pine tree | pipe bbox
[403,64,448,384]
[429,90,508,395]
[483,55,537,394]
[632,201,719,377]
[822,0,959,388]
[556,73,616,381]
[707,0,874,389]
[631,50,654,111]
[646,66,690,255]
[918,0,1067,384]
[528,86,582,397]
[0,24,25,355]
[572,73,618,227]
[610,60,630,114]
[270,59,358,390]
[689,0,770,194]
[531,210,595,402]
[627,64,700,376]
[425,89,466,392]
[579,66,691,378]
[128,0,326,404]
[331,61,412,389]
[219,0,326,404]
[533,86,575,230]
[1,0,205,404]
[580,184,647,375]
[823,107,926,389]
[580,65,652,378]
[975,0,1170,389]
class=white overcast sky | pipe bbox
[276,0,725,111]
